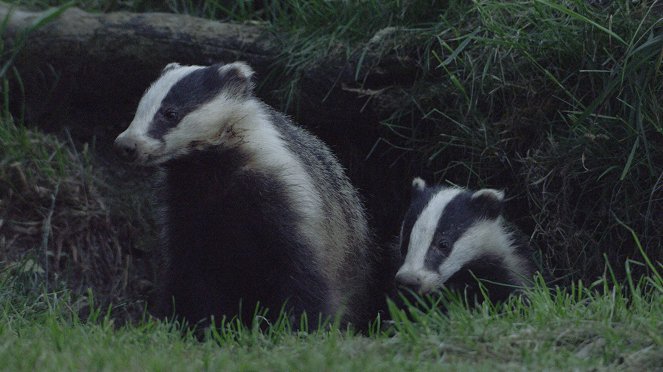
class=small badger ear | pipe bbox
[218,61,255,95]
[220,61,254,80]
[411,177,427,197]
[162,62,181,74]
[470,188,504,219]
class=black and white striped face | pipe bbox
[114,61,255,165]
[395,178,511,294]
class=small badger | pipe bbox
[114,61,374,328]
[395,177,536,304]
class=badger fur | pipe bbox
[114,61,373,328]
[395,177,536,304]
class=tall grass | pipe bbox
[381,0,663,283]
[1,255,661,370]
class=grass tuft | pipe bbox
[1,257,661,370]
[0,116,155,323]
[361,0,663,283]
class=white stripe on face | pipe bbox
[115,65,206,157]
[397,188,463,276]
[134,65,205,129]
[437,217,513,284]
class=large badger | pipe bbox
[114,61,374,328]
[395,178,536,304]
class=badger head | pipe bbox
[395,177,522,296]
[114,61,255,165]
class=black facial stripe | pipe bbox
[147,64,247,139]
[423,247,447,271]
[445,254,506,286]
[443,253,516,303]
[399,186,439,257]
[423,191,489,270]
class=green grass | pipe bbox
[362,0,663,283]
[0,115,155,319]
[1,269,661,371]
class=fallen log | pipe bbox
[0,2,417,238]
[0,3,278,133]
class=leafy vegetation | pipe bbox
[1,267,661,370]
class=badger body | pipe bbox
[114,62,373,327]
[395,178,536,304]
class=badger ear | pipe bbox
[218,61,255,95]
[221,61,254,79]
[162,62,181,74]
[411,177,427,198]
[470,188,504,219]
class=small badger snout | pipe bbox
[395,271,422,292]
[114,135,139,162]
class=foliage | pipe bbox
[375,0,663,283]
[0,1,153,321]
[1,265,661,370]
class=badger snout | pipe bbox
[114,135,140,162]
[395,271,423,292]
[396,269,441,295]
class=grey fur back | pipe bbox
[265,105,373,323]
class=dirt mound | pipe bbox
[0,120,154,323]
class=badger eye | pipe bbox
[162,108,179,121]
[433,238,450,253]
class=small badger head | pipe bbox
[395,178,532,301]
[114,61,255,165]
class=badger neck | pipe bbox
[228,100,306,174]
[160,97,324,253]
[224,100,324,215]
[161,99,300,175]
[238,99,323,218]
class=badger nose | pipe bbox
[113,135,139,162]
[395,271,422,292]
